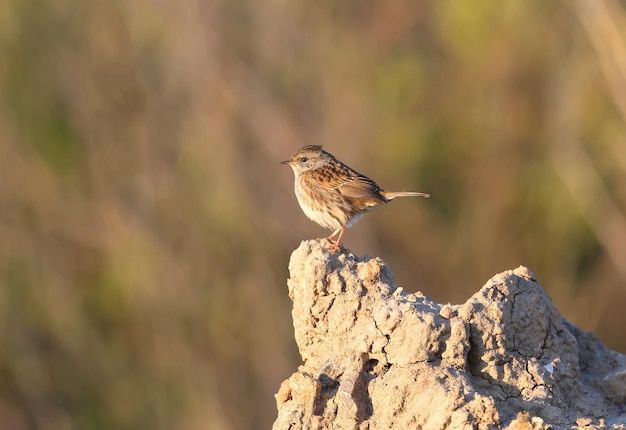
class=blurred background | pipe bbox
[1,0,625,428]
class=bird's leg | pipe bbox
[329,225,347,254]
[317,228,340,242]
[326,228,342,243]
[319,227,348,254]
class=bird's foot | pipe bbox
[315,227,346,254]
[319,239,348,255]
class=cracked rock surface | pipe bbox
[274,240,626,429]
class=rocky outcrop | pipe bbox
[274,240,626,429]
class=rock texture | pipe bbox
[274,240,626,429]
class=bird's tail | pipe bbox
[381,191,430,200]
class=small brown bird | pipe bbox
[281,145,429,254]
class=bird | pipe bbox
[281,145,429,254]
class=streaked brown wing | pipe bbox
[309,160,386,202]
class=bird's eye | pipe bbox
[300,157,309,163]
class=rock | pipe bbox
[274,240,626,429]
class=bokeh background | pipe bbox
[1,0,625,428]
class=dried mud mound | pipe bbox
[274,240,626,429]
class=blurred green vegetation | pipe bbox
[1,0,625,428]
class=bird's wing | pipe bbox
[309,161,386,202]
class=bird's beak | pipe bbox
[280,159,292,165]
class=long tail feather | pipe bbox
[381,191,430,200]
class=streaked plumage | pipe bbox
[281,145,429,253]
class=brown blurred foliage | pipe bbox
[0,0,625,428]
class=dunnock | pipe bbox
[282,145,429,253]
